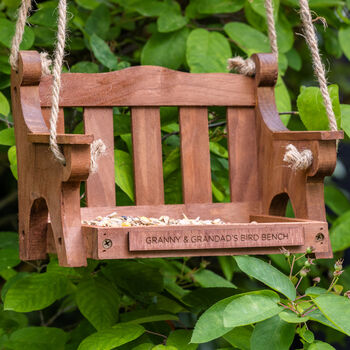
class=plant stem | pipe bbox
[327,276,339,292]
[295,276,303,290]
[302,307,318,317]
[289,255,296,279]
[145,330,167,339]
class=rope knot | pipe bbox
[90,139,107,173]
[283,144,313,171]
[227,57,256,76]
[40,52,52,76]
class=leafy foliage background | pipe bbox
[0,0,350,349]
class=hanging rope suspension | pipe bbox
[228,0,338,170]
[10,0,106,172]
[49,0,67,164]
[298,0,338,132]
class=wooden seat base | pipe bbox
[46,206,329,260]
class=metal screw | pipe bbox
[102,239,113,249]
[315,232,325,242]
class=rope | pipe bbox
[298,0,338,132]
[265,0,278,58]
[227,0,277,75]
[49,0,67,164]
[283,144,313,170]
[9,0,31,71]
[90,139,107,173]
[227,57,255,76]
[10,0,106,171]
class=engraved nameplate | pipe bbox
[128,224,304,251]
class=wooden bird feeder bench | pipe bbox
[11,51,343,267]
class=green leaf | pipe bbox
[121,310,178,324]
[193,269,236,288]
[223,291,282,327]
[325,185,350,216]
[163,148,180,178]
[85,4,111,39]
[0,128,15,146]
[209,142,228,158]
[330,210,350,252]
[234,256,296,300]
[276,14,294,54]
[157,13,188,33]
[305,286,327,297]
[250,0,279,18]
[141,27,189,69]
[133,345,154,350]
[313,294,350,336]
[191,290,274,343]
[275,77,291,126]
[8,146,18,180]
[251,315,295,350]
[152,346,177,350]
[0,56,11,75]
[182,287,236,311]
[46,257,82,279]
[197,0,245,14]
[308,341,336,350]
[309,0,343,6]
[224,22,270,56]
[0,18,34,49]
[4,273,72,312]
[5,327,68,350]
[102,261,164,295]
[1,272,29,301]
[340,104,350,137]
[186,29,231,73]
[191,295,237,343]
[90,34,118,70]
[223,326,252,350]
[297,325,314,343]
[118,0,166,16]
[71,61,99,73]
[324,29,342,58]
[297,85,341,131]
[28,5,57,28]
[339,26,350,60]
[78,323,145,350]
[308,309,344,333]
[0,307,28,333]
[157,1,188,33]
[167,330,197,350]
[0,92,10,117]
[114,149,134,201]
[0,248,20,272]
[218,256,235,281]
[0,232,18,250]
[76,0,101,10]
[286,48,302,71]
[279,310,310,323]
[76,277,120,330]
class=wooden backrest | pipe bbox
[38,66,259,208]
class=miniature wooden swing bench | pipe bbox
[11,51,343,266]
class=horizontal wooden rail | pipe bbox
[28,133,93,144]
[39,66,256,107]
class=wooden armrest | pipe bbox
[28,133,94,144]
[272,130,343,141]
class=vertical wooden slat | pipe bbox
[179,107,212,203]
[131,107,164,205]
[84,107,115,207]
[41,107,65,133]
[227,107,259,202]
